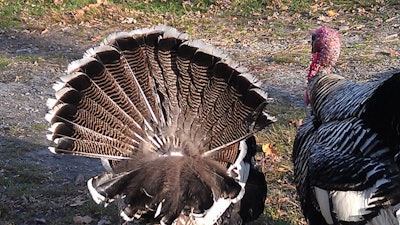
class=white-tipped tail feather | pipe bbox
[87,178,105,204]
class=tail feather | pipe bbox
[90,45,156,126]
[89,157,241,224]
[48,122,137,157]
[71,57,151,131]
[47,25,272,224]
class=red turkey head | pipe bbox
[306,27,341,104]
[307,27,341,81]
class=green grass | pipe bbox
[0,56,12,68]
[1,0,398,30]
[17,54,40,63]
[124,0,213,15]
[0,1,23,27]
[0,0,213,28]
[255,102,306,225]
[30,122,48,132]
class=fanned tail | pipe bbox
[46,25,273,224]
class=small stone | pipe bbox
[35,217,47,224]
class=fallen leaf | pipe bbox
[317,15,332,23]
[383,49,399,57]
[121,17,136,24]
[385,33,399,40]
[289,118,303,128]
[386,16,398,23]
[354,24,365,30]
[310,4,318,13]
[97,217,112,225]
[357,7,367,15]
[280,5,288,11]
[73,215,93,224]
[326,9,338,17]
[277,208,288,216]
[74,9,85,21]
[70,196,88,207]
[53,0,63,5]
[389,49,398,57]
[262,143,278,157]
[41,28,49,34]
[15,75,22,82]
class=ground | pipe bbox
[0,1,399,225]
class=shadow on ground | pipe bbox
[0,135,109,225]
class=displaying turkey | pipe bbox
[293,27,400,225]
[46,25,274,225]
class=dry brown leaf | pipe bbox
[277,165,292,173]
[310,4,318,13]
[74,9,85,21]
[354,24,365,30]
[53,0,63,6]
[14,75,22,82]
[277,209,288,216]
[357,7,367,15]
[41,28,48,35]
[91,35,103,42]
[262,143,278,157]
[73,215,93,224]
[386,16,398,23]
[317,15,332,22]
[280,5,288,11]
[289,118,303,128]
[388,49,399,57]
[385,33,399,40]
[326,9,338,17]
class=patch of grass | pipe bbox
[7,125,24,136]
[30,122,48,132]
[0,0,214,28]
[17,54,40,63]
[0,1,23,27]
[0,56,12,68]
[273,53,309,66]
[59,0,97,10]
[124,0,212,15]
[229,0,267,15]
[255,101,306,225]
[273,55,296,64]
[0,161,48,218]
[283,0,313,14]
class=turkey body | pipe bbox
[293,27,400,225]
[46,25,273,224]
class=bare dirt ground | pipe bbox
[0,3,399,225]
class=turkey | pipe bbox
[46,25,274,225]
[293,27,400,225]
